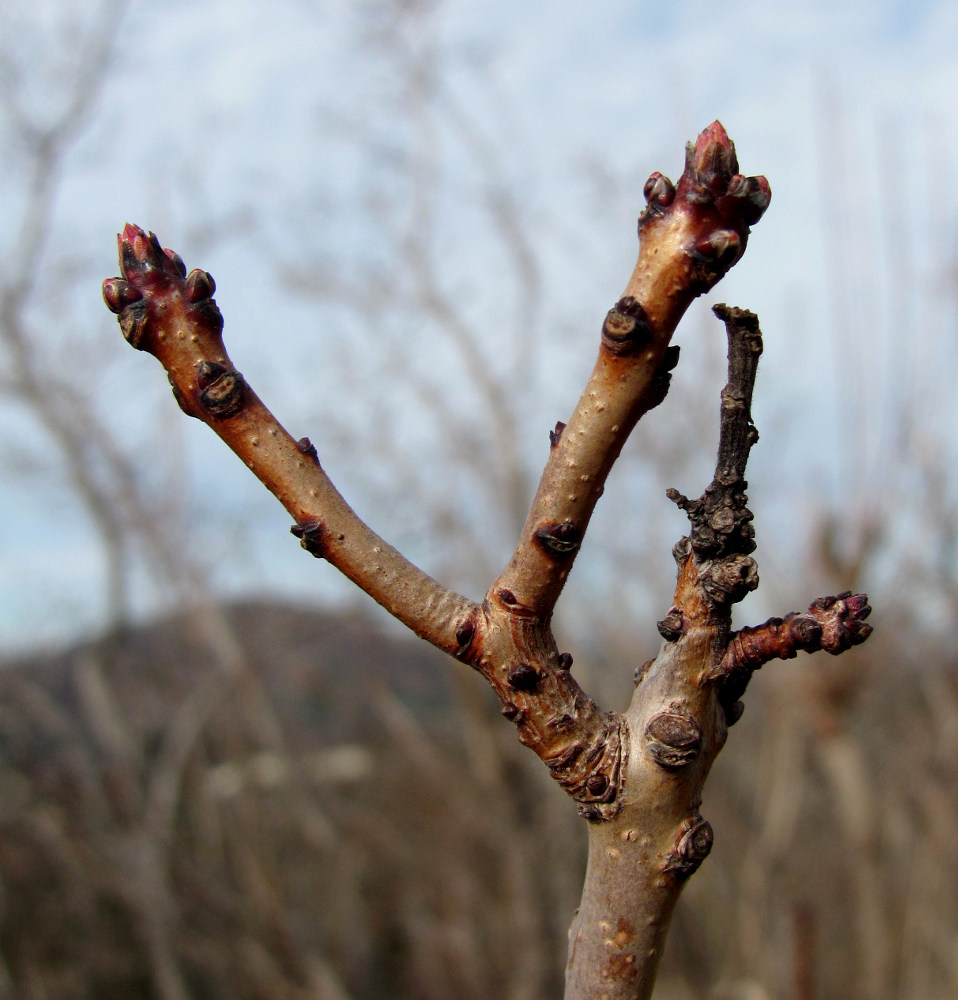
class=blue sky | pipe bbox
[1,0,956,653]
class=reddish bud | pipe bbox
[102,278,143,314]
[694,228,741,264]
[585,773,609,797]
[727,174,750,199]
[744,175,772,224]
[687,121,738,184]
[535,521,581,557]
[117,224,185,286]
[185,268,216,302]
[643,171,676,207]
[164,248,187,277]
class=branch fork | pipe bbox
[102,123,870,1000]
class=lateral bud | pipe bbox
[118,300,150,350]
[656,609,685,642]
[693,228,741,267]
[185,268,216,303]
[645,710,701,769]
[534,521,581,557]
[641,172,676,220]
[703,553,759,604]
[163,248,187,277]
[602,296,652,356]
[102,278,143,314]
[196,361,246,418]
[665,814,714,879]
[455,617,476,656]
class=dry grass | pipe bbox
[0,599,953,1000]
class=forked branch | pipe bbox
[102,123,871,1000]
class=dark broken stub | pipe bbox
[290,520,325,558]
[296,436,319,462]
[507,663,542,693]
[501,702,523,723]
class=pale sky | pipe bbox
[1,0,955,653]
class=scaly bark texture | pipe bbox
[103,122,871,1000]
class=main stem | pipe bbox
[564,308,871,1000]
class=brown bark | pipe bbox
[102,123,871,1000]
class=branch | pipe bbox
[713,592,873,720]
[102,125,874,1000]
[491,123,771,620]
[102,226,477,656]
[565,305,874,1000]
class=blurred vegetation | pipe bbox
[0,599,955,1000]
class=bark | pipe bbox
[102,122,872,1000]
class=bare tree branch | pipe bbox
[102,123,874,1000]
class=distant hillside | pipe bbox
[0,600,954,1000]
[0,599,577,1000]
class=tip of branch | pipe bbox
[687,121,738,185]
[104,226,224,350]
[637,123,771,295]
[682,123,771,227]
[809,591,873,653]
[117,223,188,289]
